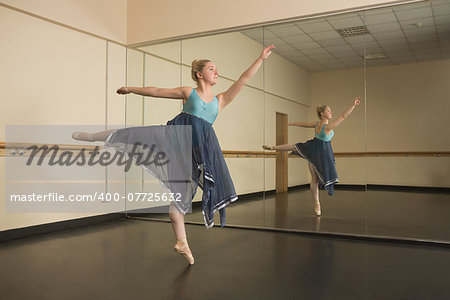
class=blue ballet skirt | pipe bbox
[294,138,338,196]
[104,112,237,228]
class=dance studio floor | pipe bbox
[176,187,450,243]
[0,218,449,299]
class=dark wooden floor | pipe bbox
[0,218,449,300]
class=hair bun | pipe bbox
[191,59,211,84]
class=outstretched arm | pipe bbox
[327,97,361,130]
[116,86,191,100]
[288,121,316,128]
[217,45,275,111]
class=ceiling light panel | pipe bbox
[336,26,370,37]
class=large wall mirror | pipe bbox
[125,0,450,244]
[363,0,450,241]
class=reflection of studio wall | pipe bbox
[311,60,450,187]
[366,59,450,187]
[0,3,127,231]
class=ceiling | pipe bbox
[241,0,450,72]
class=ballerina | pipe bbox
[263,97,361,216]
[73,45,275,265]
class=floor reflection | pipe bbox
[274,192,288,228]
[172,265,193,300]
[148,187,450,242]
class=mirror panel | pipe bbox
[364,0,450,242]
[125,0,450,243]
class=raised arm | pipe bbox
[327,97,361,130]
[116,86,191,100]
[217,45,275,111]
[288,121,317,128]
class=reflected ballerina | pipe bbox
[263,97,361,216]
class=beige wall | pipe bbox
[310,60,450,187]
[366,60,450,152]
[0,4,127,231]
[0,0,127,44]
[365,60,450,187]
[127,0,405,45]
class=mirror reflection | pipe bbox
[364,0,450,241]
[256,12,367,235]
[126,0,450,243]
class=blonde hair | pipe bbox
[191,59,211,84]
[316,105,328,119]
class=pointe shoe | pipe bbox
[72,132,95,142]
[174,239,195,265]
[314,201,321,216]
[262,145,274,150]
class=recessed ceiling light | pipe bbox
[365,53,387,60]
[336,26,370,37]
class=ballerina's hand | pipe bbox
[260,45,275,60]
[354,97,361,106]
[117,87,130,95]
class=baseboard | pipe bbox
[366,184,450,193]
[298,184,449,193]
[0,213,125,242]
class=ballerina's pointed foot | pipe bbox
[174,239,195,265]
[262,145,274,150]
[314,201,321,216]
[72,132,95,142]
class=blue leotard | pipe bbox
[315,123,334,142]
[182,88,219,124]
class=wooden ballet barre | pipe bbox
[222,150,278,158]
[1,142,449,158]
[333,151,450,158]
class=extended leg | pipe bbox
[72,129,116,142]
[308,163,321,216]
[262,144,296,151]
[169,202,195,265]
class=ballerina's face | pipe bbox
[322,106,333,119]
[199,62,218,85]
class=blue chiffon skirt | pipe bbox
[104,112,237,228]
[294,138,338,196]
